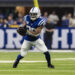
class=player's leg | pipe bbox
[13,40,31,68]
[35,39,54,68]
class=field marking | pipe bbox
[0,50,75,53]
[0,60,46,63]
[0,70,75,72]
[0,58,75,63]
[54,58,75,60]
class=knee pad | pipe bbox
[21,48,27,57]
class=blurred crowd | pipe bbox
[0,12,25,28]
[43,11,75,27]
[0,6,25,28]
[0,8,75,28]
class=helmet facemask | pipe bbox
[29,13,38,21]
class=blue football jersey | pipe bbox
[23,15,46,41]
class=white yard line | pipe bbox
[0,49,75,52]
[0,70,75,72]
[0,58,75,63]
[54,58,75,60]
[0,60,46,63]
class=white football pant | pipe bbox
[21,38,48,57]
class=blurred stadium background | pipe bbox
[0,0,75,75]
[0,0,75,50]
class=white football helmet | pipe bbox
[29,7,41,21]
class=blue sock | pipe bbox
[44,51,51,66]
[16,54,24,62]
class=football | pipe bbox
[17,26,27,36]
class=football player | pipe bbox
[13,7,54,68]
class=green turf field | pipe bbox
[0,51,75,75]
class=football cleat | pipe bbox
[48,64,55,68]
[13,60,19,68]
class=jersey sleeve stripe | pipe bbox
[38,19,45,26]
[39,20,45,26]
[23,15,27,22]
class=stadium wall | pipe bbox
[0,28,75,49]
[0,0,75,7]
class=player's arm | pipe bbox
[28,26,43,35]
